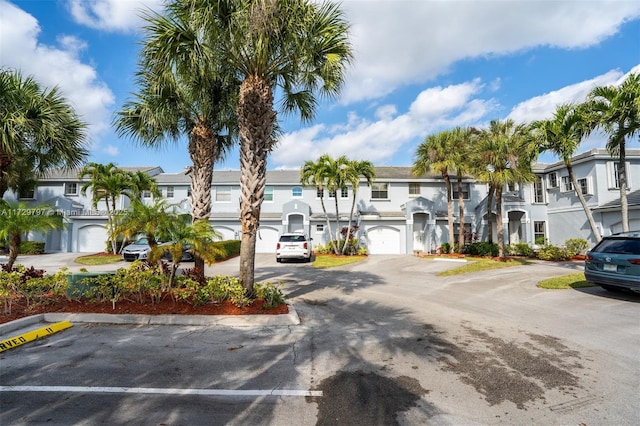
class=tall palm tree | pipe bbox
[0,201,64,269]
[181,0,353,292]
[114,5,239,278]
[585,73,640,233]
[0,69,88,198]
[450,127,475,252]
[127,170,161,201]
[473,120,537,258]
[301,154,337,253]
[532,103,602,242]
[341,159,375,255]
[413,130,457,253]
[79,163,134,253]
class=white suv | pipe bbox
[276,232,313,262]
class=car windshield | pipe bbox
[134,238,149,245]
[279,235,306,242]
[592,238,640,255]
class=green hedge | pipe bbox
[213,240,241,260]
[19,241,46,254]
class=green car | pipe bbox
[585,232,640,293]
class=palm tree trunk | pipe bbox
[108,197,117,254]
[618,138,629,233]
[342,188,357,255]
[333,192,341,254]
[444,173,454,254]
[457,172,465,253]
[496,185,505,258]
[188,122,217,280]
[486,185,494,244]
[7,233,20,270]
[567,164,602,242]
[237,76,276,294]
[318,193,333,252]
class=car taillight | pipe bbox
[277,243,281,249]
[628,258,640,265]
[303,242,308,249]
[585,254,594,261]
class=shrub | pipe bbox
[206,275,251,307]
[18,241,46,254]
[213,240,241,260]
[537,244,570,261]
[465,242,499,257]
[564,238,589,257]
[254,281,286,309]
[508,243,535,257]
[313,243,332,255]
[441,242,451,254]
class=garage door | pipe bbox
[77,225,108,253]
[255,227,280,253]
[366,226,401,254]
[213,226,236,241]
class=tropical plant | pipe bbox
[0,201,64,269]
[79,162,136,253]
[177,0,353,293]
[450,127,476,253]
[0,68,88,198]
[532,103,602,242]
[585,72,640,233]
[301,154,337,253]
[340,159,375,255]
[414,130,457,253]
[114,4,239,280]
[472,120,537,258]
[127,170,161,200]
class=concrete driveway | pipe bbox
[1,253,639,425]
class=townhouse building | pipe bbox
[3,149,639,255]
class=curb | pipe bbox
[0,305,300,337]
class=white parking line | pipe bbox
[0,386,322,397]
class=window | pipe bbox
[292,186,303,197]
[534,221,546,244]
[264,186,274,202]
[548,172,558,188]
[371,182,388,199]
[329,188,336,198]
[341,187,348,198]
[187,186,192,197]
[215,186,231,202]
[452,182,470,200]
[533,176,545,203]
[64,183,78,196]
[577,177,591,195]
[18,188,35,200]
[142,190,151,199]
[607,161,632,190]
[166,186,174,198]
[409,182,420,196]
[507,183,518,193]
[316,224,324,232]
[561,176,573,192]
[316,186,324,198]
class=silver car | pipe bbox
[276,232,313,262]
[121,238,153,261]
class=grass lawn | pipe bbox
[312,254,367,269]
[436,257,531,276]
[537,273,592,289]
[75,253,123,266]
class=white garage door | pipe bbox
[213,226,236,241]
[366,226,401,254]
[255,227,280,253]
[77,225,108,253]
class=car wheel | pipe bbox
[276,258,282,263]
[600,284,623,292]
[306,255,312,263]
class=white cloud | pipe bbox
[340,0,640,103]
[102,145,119,156]
[67,0,163,32]
[0,0,115,147]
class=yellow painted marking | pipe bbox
[0,321,73,353]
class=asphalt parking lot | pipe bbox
[1,253,639,425]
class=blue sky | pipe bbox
[1,0,639,173]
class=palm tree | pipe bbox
[450,127,475,252]
[413,130,457,253]
[127,170,161,201]
[341,159,375,255]
[533,103,602,242]
[0,201,64,269]
[301,154,337,253]
[586,73,640,233]
[114,5,239,278]
[79,163,134,253]
[473,120,537,258]
[180,0,353,293]
[0,69,88,198]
